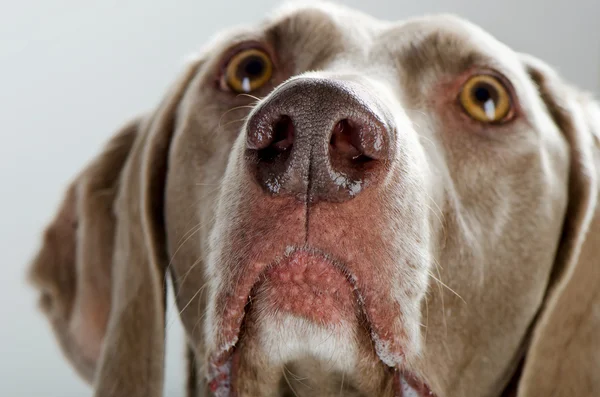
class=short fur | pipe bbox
[27,2,600,397]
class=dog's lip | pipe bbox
[207,246,436,397]
[254,249,357,324]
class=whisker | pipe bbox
[417,133,439,151]
[217,115,251,132]
[190,299,211,337]
[174,255,204,296]
[426,263,465,303]
[236,93,262,102]
[167,225,205,274]
[423,293,429,344]
[283,365,300,397]
[173,184,222,246]
[167,278,212,330]
[178,283,208,317]
[285,365,312,388]
[218,105,256,128]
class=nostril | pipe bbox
[271,116,294,151]
[257,115,294,163]
[329,119,374,164]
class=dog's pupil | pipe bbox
[473,85,493,103]
[244,57,264,77]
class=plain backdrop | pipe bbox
[1,0,598,396]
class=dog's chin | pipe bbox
[207,250,435,397]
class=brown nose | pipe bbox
[245,78,394,203]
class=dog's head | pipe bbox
[28,3,600,397]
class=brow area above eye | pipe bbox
[371,19,496,79]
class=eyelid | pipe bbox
[216,40,276,86]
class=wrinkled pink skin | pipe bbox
[207,252,434,397]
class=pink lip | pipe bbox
[256,250,356,324]
[207,248,436,397]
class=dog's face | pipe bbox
[28,3,600,397]
[171,4,570,395]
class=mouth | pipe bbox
[206,248,435,397]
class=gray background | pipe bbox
[1,0,598,396]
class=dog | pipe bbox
[27,2,600,396]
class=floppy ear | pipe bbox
[517,55,600,397]
[27,120,138,383]
[28,57,203,397]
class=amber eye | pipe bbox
[223,48,273,93]
[459,74,512,123]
